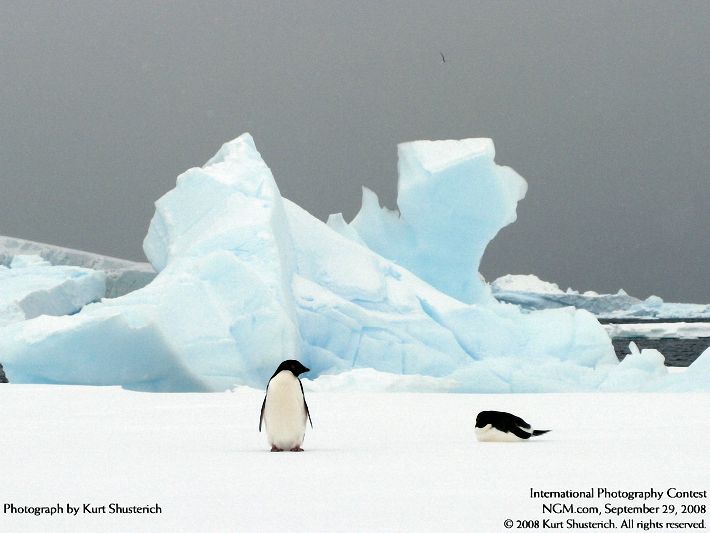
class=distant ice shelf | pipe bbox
[0,254,105,327]
[605,322,710,340]
[0,236,156,298]
[491,274,710,320]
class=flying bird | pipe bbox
[475,410,550,442]
[440,51,446,63]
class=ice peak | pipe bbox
[346,137,527,303]
[397,138,495,175]
[204,132,257,166]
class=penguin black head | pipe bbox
[272,359,310,378]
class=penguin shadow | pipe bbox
[236,442,342,454]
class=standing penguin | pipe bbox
[475,410,550,442]
[259,360,312,452]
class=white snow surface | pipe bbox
[0,255,106,327]
[2,134,709,392]
[0,384,708,532]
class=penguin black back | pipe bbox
[476,410,530,431]
[476,410,550,441]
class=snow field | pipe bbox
[1,385,707,532]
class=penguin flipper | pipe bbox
[259,395,266,432]
[509,424,533,439]
[509,414,531,429]
[532,429,550,437]
[305,399,313,428]
[299,379,313,428]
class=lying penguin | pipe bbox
[259,360,312,452]
[475,410,550,442]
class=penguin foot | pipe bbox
[290,446,304,452]
[270,445,284,452]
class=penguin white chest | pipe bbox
[264,371,307,450]
[475,424,524,442]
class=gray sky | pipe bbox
[1,1,708,302]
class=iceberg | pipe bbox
[1,133,708,393]
[288,198,617,379]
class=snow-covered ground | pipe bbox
[1,384,708,532]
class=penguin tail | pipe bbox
[532,429,550,437]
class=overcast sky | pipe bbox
[1,1,708,302]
